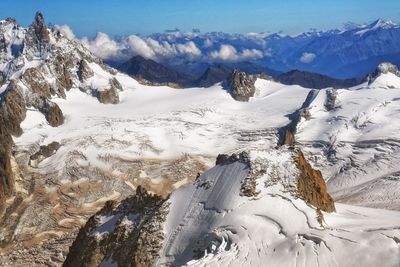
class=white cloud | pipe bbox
[81,32,120,59]
[54,24,75,40]
[126,35,156,59]
[210,44,238,61]
[210,45,264,62]
[176,41,201,57]
[50,25,266,64]
[300,52,316,64]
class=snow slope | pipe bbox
[15,78,311,177]
[296,70,400,209]
[154,149,400,267]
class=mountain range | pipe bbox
[85,19,400,80]
[0,12,400,267]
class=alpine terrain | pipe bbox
[0,12,399,267]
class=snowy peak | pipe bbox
[368,19,398,30]
[368,62,400,87]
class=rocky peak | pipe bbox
[63,186,168,267]
[32,12,50,43]
[368,62,400,84]
[227,69,256,102]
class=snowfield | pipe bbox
[14,69,400,267]
[297,73,400,210]
[154,149,400,267]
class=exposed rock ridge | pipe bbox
[0,81,26,212]
[63,186,169,267]
[294,150,336,212]
[277,90,335,213]
[280,89,317,146]
[227,69,256,102]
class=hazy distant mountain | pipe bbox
[276,70,363,89]
[117,55,194,87]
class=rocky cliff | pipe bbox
[227,69,256,102]
[63,186,168,267]
[0,12,126,219]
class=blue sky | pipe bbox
[1,0,400,37]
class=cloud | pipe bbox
[300,52,316,63]
[54,24,75,40]
[51,25,267,65]
[210,45,264,62]
[81,32,120,59]
[126,35,156,59]
[210,44,238,61]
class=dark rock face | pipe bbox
[0,82,26,212]
[277,70,362,89]
[39,100,64,127]
[118,55,192,88]
[29,141,61,167]
[32,12,50,43]
[194,64,232,87]
[52,54,74,93]
[280,90,317,146]
[0,82,26,137]
[227,69,256,102]
[95,78,121,104]
[77,59,94,82]
[324,89,337,111]
[294,150,335,213]
[63,186,168,267]
[21,68,51,97]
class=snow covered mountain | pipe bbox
[0,12,400,267]
[106,19,400,79]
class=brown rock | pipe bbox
[63,186,168,267]
[53,55,74,92]
[227,69,256,102]
[29,141,61,167]
[32,12,50,43]
[39,100,64,127]
[21,68,51,97]
[95,78,121,104]
[0,81,26,212]
[294,150,335,213]
[77,59,94,82]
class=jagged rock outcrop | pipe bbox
[280,90,317,146]
[294,150,335,212]
[21,68,51,97]
[324,89,337,111]
[227,69,256,102]
[0,81,26,212]
[24,12,51,59]
[95,78,121,104]
[29,141,61,167]
[32,12,50,43]
[40,99,64,127]
[78,59,94,82]
[63,186,168,267]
